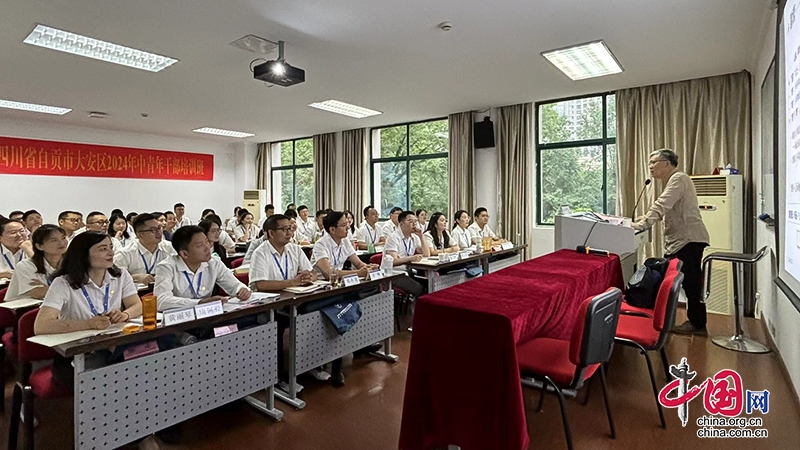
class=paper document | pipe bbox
[284,284,325,294]
[27,323,127,348]
[0,298,43,310]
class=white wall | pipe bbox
[750,9,800,397]
[0,118,238,223]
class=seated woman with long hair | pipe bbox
[34,231,142,335]
[233,209,257,243]
[198,215,228,258]
[6,225,68,301]
[108,213,133,251]
[424,212,460,255]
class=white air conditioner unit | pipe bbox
[242,189,268,224]
[691,175,743,316]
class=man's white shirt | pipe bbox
[153,255,248,310]
[355,222,381,245]
[249,241,312,289]
[113,240,176,275]
[467,222,497,243]
[310,234,356,271]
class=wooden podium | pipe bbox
[554,213,651,282]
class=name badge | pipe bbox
[448,253,460,263]
[459,251,472,260]
[368,269,385,281]
[195,300,224,319]
[213,324,239,337]
[342,274,361,287]
[163,307,196,326]
[501,241,514,250]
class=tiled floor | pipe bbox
[1,310,798,449]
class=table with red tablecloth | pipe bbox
[399,249,624,450]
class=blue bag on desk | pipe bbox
[320,301,362,335]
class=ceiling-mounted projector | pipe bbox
[253,40,305,87]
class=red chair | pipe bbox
[8,309,72,450]
[230,257,245,269]
[614,269,685,429]
[517,287,622,450]
[619,259,682,318]
[0,286,15,410]
[235,272,249,286]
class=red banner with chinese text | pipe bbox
[0,136,214,181]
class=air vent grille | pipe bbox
[692,177,727,196]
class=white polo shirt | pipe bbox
[0,244,27,274]
[451,226,472,250]
[113,240,176,275]
[5,258,55,301]
[295,218,317,242]
[224,216,237,232]
[468,222,497,243]
[243,236,266,265]
[111,235,134,253]
[355,222,381,245]
[310,234,356,271]
[176,216,193,229]
[249,241,312,289]
[234,224,258,242]
[154,255,248,311]
[384,229,422,270]
[218,231,236,253]
[424,230,453,251]
[380,221,399,241]
[42,269,137,320]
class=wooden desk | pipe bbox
[408,245,527,293]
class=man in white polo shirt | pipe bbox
[355,205,385,250]
[0,218,28,279]
[114,213,176,284]
[467,207,502,245]
[174,203,193,229]
[383,210,429,296]
[294,205,316,244]
[256,204,275,230]
[57,210,83,244]
[154,225,250,311]
[312,211,377,282]
[380,206,403,241]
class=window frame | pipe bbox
[535,92,617,225]
[270,137,314,209]
[369,117,449,219]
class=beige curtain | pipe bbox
[256,142,271,192]
[342,128,367,223]
[496,103,532,253]
[448,112,476,219]
[313,132,336,210]
[616,70,752,260]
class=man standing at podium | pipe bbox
[633,149,710,335]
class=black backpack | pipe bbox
[625,258,669,308]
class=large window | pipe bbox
[271,138,314,212]
[370,119,449,218]
[536,94,617,224]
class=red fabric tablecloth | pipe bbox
[399,250,624,450]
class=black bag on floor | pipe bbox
[625,257,669,308]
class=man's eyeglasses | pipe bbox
[89,220,110,226]
[275,227,293,233]
[61,218,81,223]
[138,226,164,234]
[3,229,26,237]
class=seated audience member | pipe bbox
[295,205,317,243]
[85,211,111,233]
[198,216,228,258]
[108,213,133,251]
[34,231,142,335]
[381,206,403,241]
[6,225,67,301]
[163,211,178,240]
[356,205,385,250]
[0,218,30,279]
[450,210,473,250]
[234,209,257,243]
[114,213,175,284]
[311,211,377,281]
[312,209,329,242]
[343,210,356,241]
[242,228,267,266]
[125,212,138,236]
[153,211,168,231]
[257,204,275,230]
[8,211,24,222]
[224,206,241,234]
[154,226,250,311]
[424,212,459,255]
[468,207,502,244]
[287,203,296,211]
[201,208,215,220]
[415,209,428,231]
[174,203,192,228]
[384,211,429,295]
[22,209,43,237]
[57,210,83,244]
[282,209,301,245]
[110,208,124,218]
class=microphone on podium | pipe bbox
[576,245,610,257]
[631,179,652,218]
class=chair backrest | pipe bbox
[230,257,244,269]
[569,287,622,367]
[235,272,249,285]
[18,308,59,363]
[370,253,383,265]
[653,260,683,332]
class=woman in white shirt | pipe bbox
[423,212,460,255]
[198,216,227,258]
[107,214,133,251]
[6,225,67,301]
[450,210,472,250]
[416,209,428,231]
[343,210,356,241]
[234,210,257,243]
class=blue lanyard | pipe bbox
[366,225,375,243]
[183,271,204,299]
[403,237,414,256]
[272,253,289,280]
[2,251,21,270]
[139,249,159,274]
[80,284,110,316]
[332,246,344,267]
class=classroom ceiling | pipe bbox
[0,0,772,143]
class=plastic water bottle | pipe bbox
[381,254,394,272]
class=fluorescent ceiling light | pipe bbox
[541,40,623,81]
[0,99,71,115]
[192,127,255,138]
[308,100,382,118]
[23,24,178,72]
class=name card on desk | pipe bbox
[500,241,514,250]
[342,274,361,287]
[195,300,224,320]
[459,251,472,260]
[163,307,196,326]
[448,253,460,262]
[368,269,385,281]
